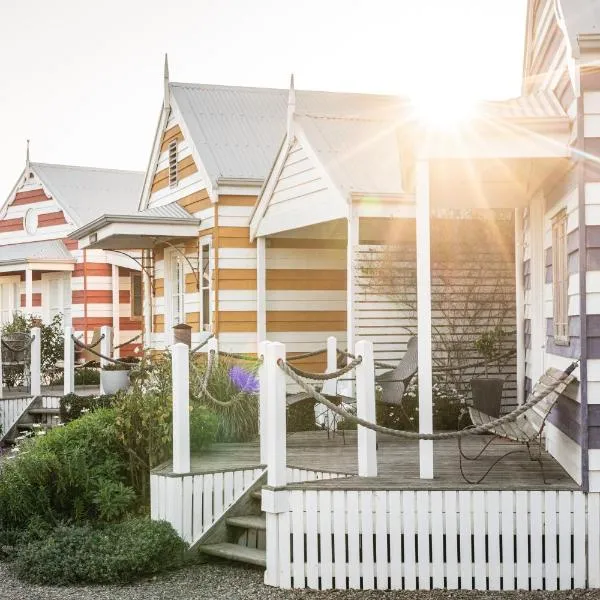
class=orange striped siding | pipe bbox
[153,314,165,333]
[0,217,23,233]
[73,263,112,277]
[63,238,79,250]
[218,269,257,290]
[154,278,164,297]
[267,269,347,291]
[119,290,130,303]
[38,211,67,227]
[160,125,183,152]
[12,189,50,205]
[217,226,256,249]
[269,238,346,250]
[217,311,257,333]
[267,310,347,332]
[119,317,142,331]
[218,195,257,207]
[117,343,142,356]
[178,189,211,214]
[72,290,113,304]
[73,317,112,330]
[20,293,41,307]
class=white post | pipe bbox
[257,236,267,348]
[207,336,219,363]
[99,325,113,395]
[142,250,152,349]
[64,326,74,395]
[320,336,338,427]
[346,214,359,360]
[259,340,269,465]
[0,333,4,399]
[111,265,120,359]
[262,341,289,588]
[172,342,190,474]
[416,159,434,479]
[515,208,525,405]
[266,341,287,487]
[25,268,33,315]
[355,339,377,477]
[30,327,41,396]
[530,192,546,384]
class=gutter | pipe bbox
[576,92,589,493]
[69,213,202,241]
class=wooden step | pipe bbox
[226,515,266,531]
[199,543,266,567]
[27,408,60,415]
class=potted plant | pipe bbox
[101,362,132,395]
[471,327,506,418]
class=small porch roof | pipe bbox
[70,203,201,250]
[0,239,74,274]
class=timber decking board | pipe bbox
[156,431,578,491]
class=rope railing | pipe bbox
[114,332,142,350]
[287,348,328,362]
[191,349,246,407]
[71,335,134,366]
[284,357,362,381]
[277,358,579,440]
[72,334,105,351]
[1,335,34,353]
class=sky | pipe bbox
[0,0,526,198]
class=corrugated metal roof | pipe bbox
[170,83,406,186]
[138,203,196,219]
[296,113,404,195]
[0,239,73,264]
[481,91,568,121]
[32,163,145,227]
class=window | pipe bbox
[130,273,143,318]
[552,211,569,344]
[23,209,38,235]
[0,279,19,325]
[200,242,212,331]
[166,248,185,332]
[168,140,178,187]
[42,273,71,326]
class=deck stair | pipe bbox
[2,396,62,443]
[196,474,267,568]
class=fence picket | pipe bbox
[458,491,473,589]
[588,493,600,589]
[430,491,444,588]
[305,491,319,589]
[346,491,361,589]
[500,491,515,590]
[182,476,193,543]
[319,491,333,590]
[487,491,501,590]
[472,492,486,590]
[278,509,292,589]
[515,491,529,590]
[444,491,459,589]
[192,475,203,541]
[203,474,213,531]
[403,491,417,590]
[291,490,305,588]
[375,490,388,589]
[529,491,543,590]
[558,491,571,590]
[544,491,558,591]
[360,491,375,589]
[573,492,585,588]
[332,491,347,589]
[389,491,402,590]
[213,472,224,519]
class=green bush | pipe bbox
[59,393,114,423]
[1,312,63,386]
[287,400,318,432]
[14,519,186,584]
[377,379,464,431]
[190,405,218,452]
[0,409,132,531]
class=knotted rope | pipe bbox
[191,349,247,407]
[278,358,578,440]
[287,348,328,362]
[284,357,362,381]
[1,335,34,353]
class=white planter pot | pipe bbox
[101,370,130,395]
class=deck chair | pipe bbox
[376,336,418,406]
[458,364,579,484]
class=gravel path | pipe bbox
[0,562,599,600]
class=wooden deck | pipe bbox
[156,430,578,491]
[1,385,99,399]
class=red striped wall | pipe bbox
[19,293,41,307]
[0,218,23,233]
[73,263,112,277]
[12,189,51,206]
[38,211,67,228]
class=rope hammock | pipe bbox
[277,358,579,440]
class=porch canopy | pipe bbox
[251,89,573,479]
[70,204,200,251]
[0,239,75,273]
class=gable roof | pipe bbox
[0,239,73,266]
[295,113,404,197]
[28,163,144,227]
[169,83,405,189]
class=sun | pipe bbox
[411,92,478,130]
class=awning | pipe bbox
[70,204,201,250]
[0,240,75,273]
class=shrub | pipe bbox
[14,519,186,584]
[287,400,318,432]
[0,409,132,531]
[59,393,114,423]
[1,312,63,386]
[190,405,218,452]
[377,379,465,431]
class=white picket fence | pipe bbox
[0,397,36,440]
[274,488,598,591]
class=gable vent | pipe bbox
[168,140,178,188]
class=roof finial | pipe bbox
[287,73,296,138]
[25,139,30,170]
[163,53,170,110]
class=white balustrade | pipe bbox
[30,327,41,397]
[172,342,190,474]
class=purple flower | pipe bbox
[228,366,259,394]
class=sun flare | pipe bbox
[411,93,478,130]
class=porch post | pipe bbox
[172,342,190,474]
[63,326,74,395]
[25,268,33,315]
[529,193,545,383]
[112,265,120,359]
[355,339,377,476]
[346,213,358,357]
[515,209,525,404]
[30,327,41,396]
[99,325,112,395]
[416,158,434,479]
[257,236,267,347]
[142,250,152,349]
